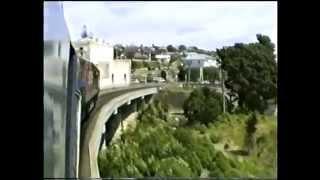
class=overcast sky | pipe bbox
[62,1,277,51]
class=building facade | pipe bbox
[73,38,131,89]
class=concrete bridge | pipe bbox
[76,83,164,178]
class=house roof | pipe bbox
[155,54,170,58]
[184,52,216,61]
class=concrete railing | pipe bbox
[79,87,159,178]
[99,83,162,97]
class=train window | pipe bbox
[59,42,70,60]
[44,41,56,57]
[44,41,70,59]
[124,74,127,81]
[58,42,61,57]
[80,47,83,56]
[112,74,114,83]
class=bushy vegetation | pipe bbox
[207,113,277,177]
[155,88,191,112]
[183,87,223,125]
[177,65,187,81]
[132,61,161,70]
[98,93,276,178]
[132,61,145,69]
[203,67,219,83]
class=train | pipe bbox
[78,57,100,121]
[44,2,100,178]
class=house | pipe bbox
[183,52,218,82]
[155,54,171,63]
[73,37,131,89]
[133,52,149,60]
[183,52,218,68]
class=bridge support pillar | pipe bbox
[104,113,122,146]
[132,100,137,112]
[99,132,106,152]
[145,94,154,104]
[137,97,145,110]
[102,125,107,151]
[123,100,137,117]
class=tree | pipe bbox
[178,45,187,52]
[125,45,138,60]
[132,61,144,70]
[161,70,167,80]
[167,45,177,52]
[245,113,258,155]
[169,54,178,64]
[189,69,199,82]
[216,34,277,113]
[203,67,219,83]
[183,87,223,125]
[114,44,125,59]
[188,46,198,52]
[140,44,144,55]
[158,48,168,54]
[178,65,186,81]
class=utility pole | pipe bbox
[220,60,226,113]
[187,61,191,86]
[188,66,191,85]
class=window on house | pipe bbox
[112,73,114,83]
[80,47,83,56]
[100,63,109,79]
[105,64,109,79]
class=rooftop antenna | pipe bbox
[81,25,88,39]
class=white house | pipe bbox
[73,37,131,89]
[183,52,218,82]
[183,52,218,68]
[155,54,171,63]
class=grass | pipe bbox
[206,113,277,177]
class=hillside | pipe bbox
[98,90,277,178]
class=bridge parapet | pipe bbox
[80,87,159,178]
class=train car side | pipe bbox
[78,57,100,122]
[44,2,82,178]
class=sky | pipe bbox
[62,1,277,52]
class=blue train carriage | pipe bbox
[78,56,100,122]
[44,2,93,178]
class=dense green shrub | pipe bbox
[203,67,219,83]
[143,61,150,69]
[98,94,276,178]
[132,61,145,69]
[183,87,223,125]
[210,133,221,143]
[156,157,193,177]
